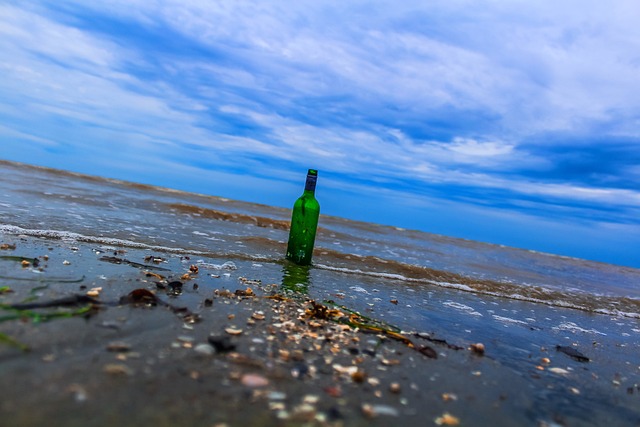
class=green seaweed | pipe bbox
[0,332,29,351]
[0,301,96,350]
[0,274,85,283]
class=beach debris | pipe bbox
[120,288,158,306]
[63,260,71,265]
[251,311,266,320]
[241,373,269,388]
[361,403,399,418]
[470,343,485,355]
[208,335,236,353]
[99,255,170,271]
[167,281,183,295]
[5,294,100,310]
[351,369,368,383]
[106,341,131,353]
[0,244,17,250]
[86,287,102,297]
[556,345,590,362]
[442,393,458,402]
[418,345,438,359]
[119,288,201,323]
[103,363,133,376]
[548,367,570,376]
[0,286,13,294]
[0,332,29,351]
[145,272,165,281]
[414,332,465,351]
[225,327,243,336]
[389,382,401,393]
[0,255,39,266]
[435,412,460,425]
[235,287,255,297]
[194,343,215,356]
[144,255,166,264]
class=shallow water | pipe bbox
[1,160,639,317]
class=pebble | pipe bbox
[103,363,133,376]
[106,341,131,353]
[241,373,269,388]
[470,343,485,355]
[194,343,215,356]
[361,403,399,418]
[549,367,570,375]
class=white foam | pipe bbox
[552,321,606,336]
[492,315,528,325]
[0,224,201,255]
[314,263,640,319]
[443,301,483,316]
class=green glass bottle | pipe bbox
[286,169,320,265]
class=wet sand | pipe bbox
[1,236,639,427]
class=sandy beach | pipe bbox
[1,235,639,427]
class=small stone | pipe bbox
[351,370,367,383]
[63,260,71,265]
[106,341,131,353]
[103,363,133,376]
[241,373,269,388]
[470,343,485,355]
[442,393,458,402]
[194,343,215,356]
[389,382,401,393]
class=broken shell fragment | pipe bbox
[87,287,103,297]
[225,327,243,336]
[252,311,266,320]
[435,412,460,426]
[103,363,133,376]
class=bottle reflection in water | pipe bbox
[281,262,311,295]
[286,169,320,266]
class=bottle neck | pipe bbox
[304,172,317,193]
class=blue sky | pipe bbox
[1,1,639,268]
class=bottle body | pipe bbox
[286,170,320,265]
